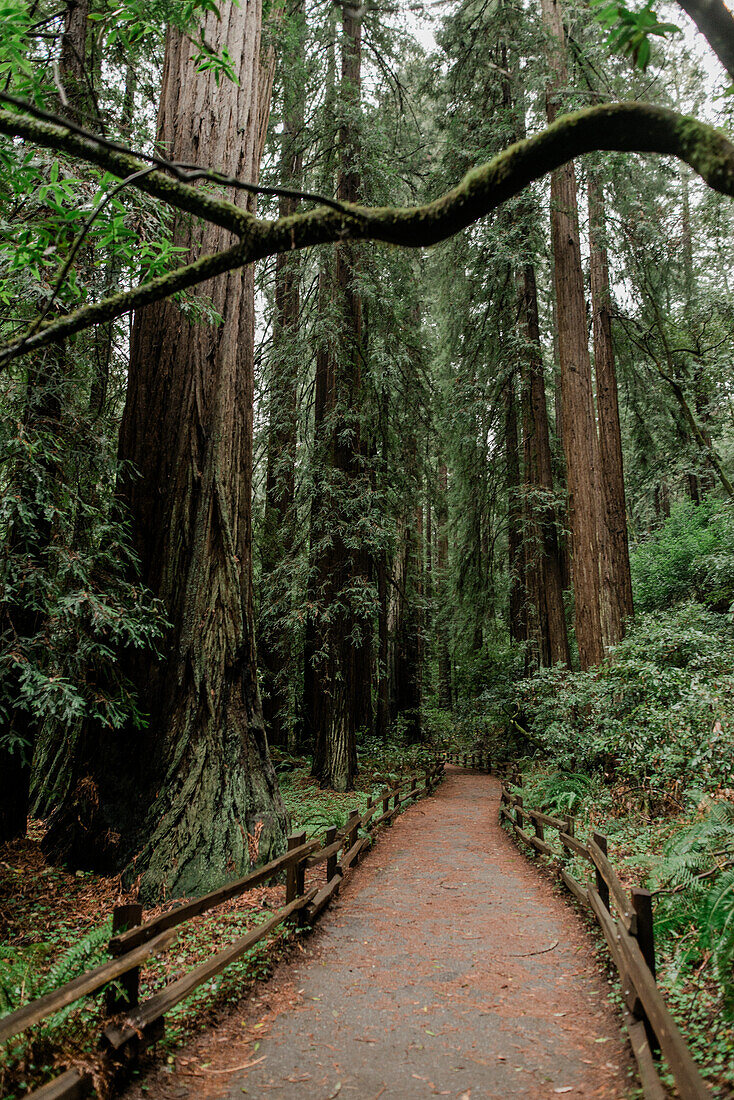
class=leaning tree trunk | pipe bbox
[588,170,633,646]
[541,0,604,670]
[43,2,288,900]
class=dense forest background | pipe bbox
[3,0,734,1090]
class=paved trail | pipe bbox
[131,769,633,1100]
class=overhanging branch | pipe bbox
[1,101,733,367]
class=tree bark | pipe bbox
[542,0,604,670]
[43,3,288,900]
[675,0,734,82]
[436,461,452,708]
[306,0,370,790]
[588,171,633,646]
[505,371,526,646]
[518,264,571,666]
[260,3,305,750]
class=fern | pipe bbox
[654,794,734,1015]
[520,769,598,815]
[0,921,112,1027]
[702,870,734,1014]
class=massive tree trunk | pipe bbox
[588,171,633,646]
[518,264,571,667]
[541,0,604,670]
[260,5,305,750]
[43,3,288,900]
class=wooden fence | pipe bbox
[455,758,710,1100]
[445,749,491,770]
[1,759,445,1100]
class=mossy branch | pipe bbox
[1,101,733,366]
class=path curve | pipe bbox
[132,768,634,1099]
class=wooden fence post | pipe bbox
[631,887,659,1054]
[347,809,359,851]
[515,779,524,827]
[285,831,306,907]
[593,832,611,911]
[631,888,656,978]
[106,903,143,1015]
[325,825,338,881]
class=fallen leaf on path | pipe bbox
[554,1089,574,1094]
[326,1083,342,1099]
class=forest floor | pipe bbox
[121,768,637,1100]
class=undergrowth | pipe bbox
[0,737,437,1097]
[502,768,734,1097]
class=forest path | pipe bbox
[136,768,634,1099]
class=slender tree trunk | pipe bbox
[307,0,369,789]
[542,0,604,670]
[390,433,423,740]
[43,3,288,900]
[519,264,571,666]
[588,171,633,646]
[376,549,391,739]
[260,5,305,749]
[436,461,452,708]
[505,371,526,645]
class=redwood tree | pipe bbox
[305,0,371,789]
[541,0,604,670]
[588,170,634,646]
[44,2,288,900]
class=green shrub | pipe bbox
[631,495,734,613]
[515,603,734,802]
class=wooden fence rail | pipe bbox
[4,759,445,1100]
[461,759,710,1100]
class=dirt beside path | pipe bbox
[125,768,634,1100]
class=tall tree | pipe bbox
[43,2,288,900]
[518,263,571,666]
[541,0,604,669]
[588,169,634,645]
[260,0,306,750]
[306,0,371,789]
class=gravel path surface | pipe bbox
[125,767,634,1099]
